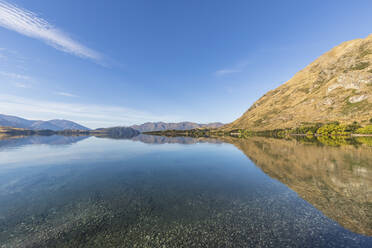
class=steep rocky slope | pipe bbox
[225,34,372,131]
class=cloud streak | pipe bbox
[0,1,101,61]
[0,94,181,129]
[14,82,30,88]
[0,71,30,80]
[56,91,78,97]
[215,69,240,76]
[215,61,250,76]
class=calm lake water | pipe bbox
[0,134,371,247]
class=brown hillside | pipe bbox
[225,34,372,131]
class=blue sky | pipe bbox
[0,0,371,128]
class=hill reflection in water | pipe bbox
[0,134,89,150]
[134,134,372,236]
[0,133,371,239]
[140,134,372,236]
[223,136,372,236]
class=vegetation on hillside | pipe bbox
[144,121,372,147]
[355,125,372,134]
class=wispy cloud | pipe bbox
[0,1,101,61]
[0,48,29,67]
[56,91,78,97]
[0,94,181,129]
[0,71,30,80]
[215,61,250,76]
[215,69,240,76]
[0,48,5,59]
[14,82,30,88]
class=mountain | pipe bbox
[0,114,89,131]
[31,119,89,131]
[0,114,34,129]
[130,122,224,132]
[225,34,372,131]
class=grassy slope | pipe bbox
[225,34,372,131]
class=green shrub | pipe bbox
[290,123,322,134]
[356,137,372,146]
[345,122,362,132]
[355,125,372,134]
[306,130,314,136]
[316,124,350,136]
[317,136,350,146]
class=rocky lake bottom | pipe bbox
[0,135,371,247]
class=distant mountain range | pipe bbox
[129,122,224,132]
[0,114,90,131]
[0,114,223,133]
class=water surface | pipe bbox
[0,135,371,247]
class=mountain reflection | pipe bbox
[0,134,89,150]
[0,133,370,236]
[132,134,223,145]
[133,135,372,236]
[223,136,372,236]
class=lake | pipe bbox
[0,134,371,247]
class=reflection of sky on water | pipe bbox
[0,135,230,172]
[0,135,371,247]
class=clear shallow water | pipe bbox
[0,135,371,247]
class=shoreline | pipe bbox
[143,130,372,138]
